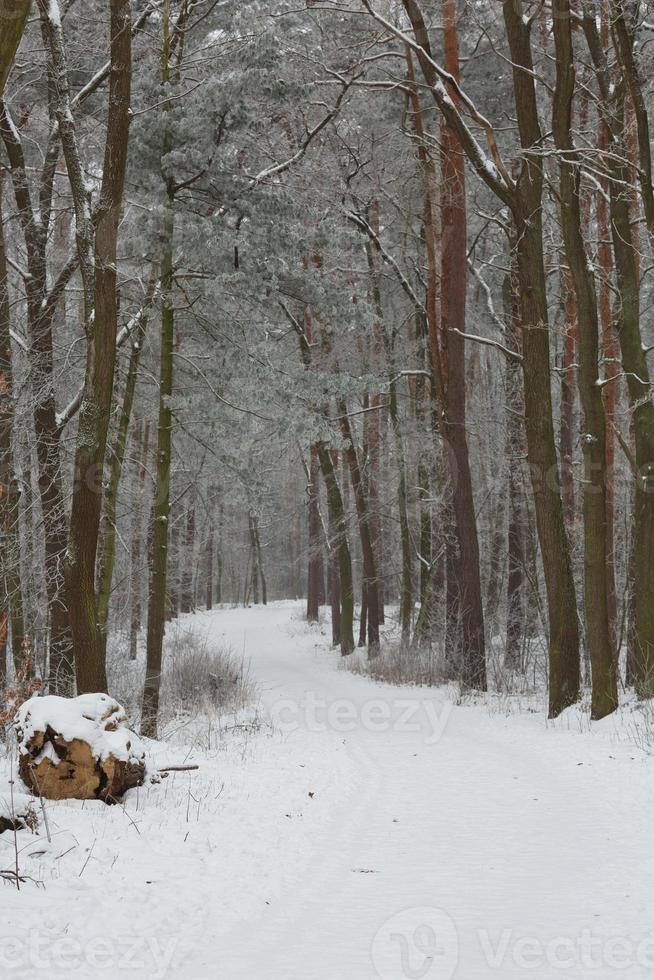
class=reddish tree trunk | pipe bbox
[440,0,486,688]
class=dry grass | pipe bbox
[106,623,255,736]
[341,639,455,688]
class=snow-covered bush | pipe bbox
[159,630,252,724]
[342,639,455,688]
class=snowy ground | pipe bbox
[1,600,654,979]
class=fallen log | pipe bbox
[15,694,146,803]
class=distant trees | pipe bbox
[3,0,654,731]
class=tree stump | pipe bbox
[15,693,146,803]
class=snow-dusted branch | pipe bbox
[466,259,507,335]
[346,210,426,317]
[250,76,356,185]
[359,0,515,205]
[56,281,161,433]
[450,328,522,364]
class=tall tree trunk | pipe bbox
[129,420,150,661]
[597,98,619,649]
[142,0,174,737]
[560,270,577,530]
[365,218,413,645]
[327,452,342,648]
[503,275,527,670]
[389,376,413,646]
[44,0,132,693]
[96,295,150,658]
[306,446,323,621]
[366,202,385,626]
[440,0,486,689]
[405,54,439,647]
[0,107,74,692]
[502,0,581,716]
[0,175,26,671]
[253,512,267,605]
[608,147,654,694]
[180,506,195,613]
[551,0,617,718]
[583,10,654,694]
[216,502,223,605]
[398,0,580,714]
[205,524,214,611]
[316,442,355,654]
[337,401,380,654]
[248,512,260,605]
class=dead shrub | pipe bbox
[158,629,253,725]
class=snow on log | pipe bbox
[14,693,146,803]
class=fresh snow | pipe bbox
[1,601,653,979]
[15,693,145,766]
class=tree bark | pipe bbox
[306,447,324,620]
[337,401,380,654]
[42,0,132,693]
[583,9,654,694]
[205,524,214,611]
[97,291,151,658]
[143,0,175,737]
[0,106,74,692]
[316,442,355,654]
[129,420,150,661]
[559,271,576,530]
[327,454,342,647]
[396,0,580,712]
[440,0,486,689]
[502,0,581,715]
[253,512,267,605]
[503,275,527,670]
[180,506,195,613]
[551,0,617,718]
[0,175,26,671]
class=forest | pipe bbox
[1,0,653,726]
[2,1,654,977]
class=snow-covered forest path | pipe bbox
[3,602,653,980]
[192,602,654,980]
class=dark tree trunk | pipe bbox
[0,176,26,673]
[254,514,267,605]
[503,275,527,670]
[316,443,355,654]
[400,0,580,715]
[0,108,74,693]
[306,447,323,621]
[51,0,132,694]
[502,0,581,716]
[206,525,214,611]
[439,0,486,689]
[328,545,341,647]
[97,289,151,659]
[559,270,577,531]
[143,4,175,736]
[358,588,368,649]
[180,506,195,613]
[338,401,380,655]
[129,420,150,661]
[552,0,617,718]
[583,10,654,693]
